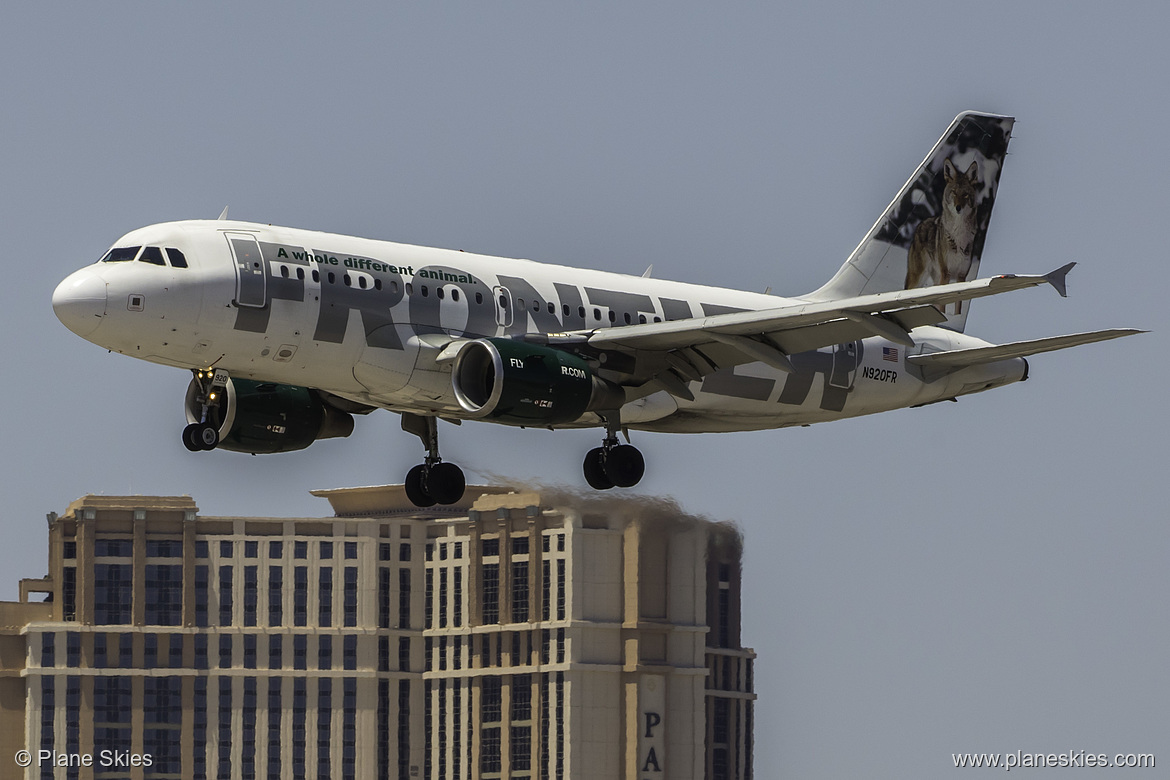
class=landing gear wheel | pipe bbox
[427,462,466,505]
[404,464,436,508]
[196,422,219,451]
[604,444,645,488]
[182,423,203,452]
[583,447,615,490]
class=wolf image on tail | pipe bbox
[905,158,980,313]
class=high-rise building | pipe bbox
[0,485,754,780]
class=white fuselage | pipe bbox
[53,220,1025,433]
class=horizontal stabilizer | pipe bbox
[907,329,1145,368]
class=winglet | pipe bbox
[1045,262,1075,297]
[218,206,230,221]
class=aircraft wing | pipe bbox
[556,265,1077,373]
[907,329,1145,369]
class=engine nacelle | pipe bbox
[185,377,355,454]
[452,338,619,425]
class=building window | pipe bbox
[269,566,283,627]
[295,540,307,559]
[245,540,258,558]
[94,633,108,669]
[343,678,357,780]
[143,677,182,775]
[557,560,566,621]
[424,568,433,629]
[244,634,257,669]
[439,568,448,628]
[94,563,132,624]
[321,541,333,559]
[483,563,500,624]
[243,565,258,626]
[482,676,502,722]
[481,727,502,774]
[399,569,411,629]
[294,635,307,671]
[193,677,207,779]
[294,566,308,626]
[146,539,182,558]
[169,633,183,669]
[398,680,411,780]
[269,540,283,559]
[195,634,208,670]
[379,542,391,562]
[93,676,133,763]
[318,635,332,670]
[511,724,532,771]
[220,540,233,558]
[95,538,132,557]
[219,635,232,668]
[344,567,358,627]
[242,677,257,778]
[399,636,411,672]
[267,679,282,780]
[145,564,183,625]
[512,561,529,623]
[195,565,209,628]
[143,633,157,668]
[482,537,499,557]
[63,540,76,559]
[454,567,463,628]
[400,542,411,562]
[345,541,357,559]
[379,568,391,628]
[292,679,307,777]
[319,567,333,627]
[218,677,232,778]
[219,565,233,626]
[62,567,76,621]
[41,632,54,668]
[317,679,332,779]
[269,634,282,670]
[344,635,357,671]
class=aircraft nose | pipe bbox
[52,269,108,337]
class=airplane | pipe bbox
[52,111,1141,507]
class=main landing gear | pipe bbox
[183,369,227,452]
[582,415,645,490]
[401,413,466,508]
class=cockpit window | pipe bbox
[165,248,188,268]
[101,246,142,263]
[139,246,166,266]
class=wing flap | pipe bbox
[907,329,1145,368]
[580,269,1066,354]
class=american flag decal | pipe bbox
[882,347,899,362]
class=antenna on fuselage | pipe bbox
[217,206,229,220]
[642,264,653,278]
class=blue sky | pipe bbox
[2,3,1166,777]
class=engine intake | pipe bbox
[185,377,354,454]
[452,338,619,425]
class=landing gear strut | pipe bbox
[401,413,466,507]
[582,414,644,490]
[183,369,228,452]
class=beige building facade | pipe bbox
[0,486,753,780]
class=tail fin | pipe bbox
[807,111,1014,333]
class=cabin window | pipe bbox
[296,267,304,281]
[547,302,555,314]
[608,310,616,323]
[421,285,429,297]
[592,308,601,321]
[623,312,631,324]
[451,289,460,302]
[343,274,351,287]
[562,304,570,317]
[475,292,483,305]
[358,276,367,289]
[639,314,646,324]
[327,272,335,284]
[165,248,188,268]
[653,316,662,323]
[312,269,320,283]
[578,306,585,318]
[436,287,444,300]
[101,246,141,263]
[374,278,382,290]
[498,295,508,309]
[138,247,166,266]
[517,298,525,309]
[280,266,289,279]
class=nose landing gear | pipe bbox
[582,415,645,490]
[401,413,466,507]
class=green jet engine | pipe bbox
[184,377,355,454]
[451,338,620,425]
